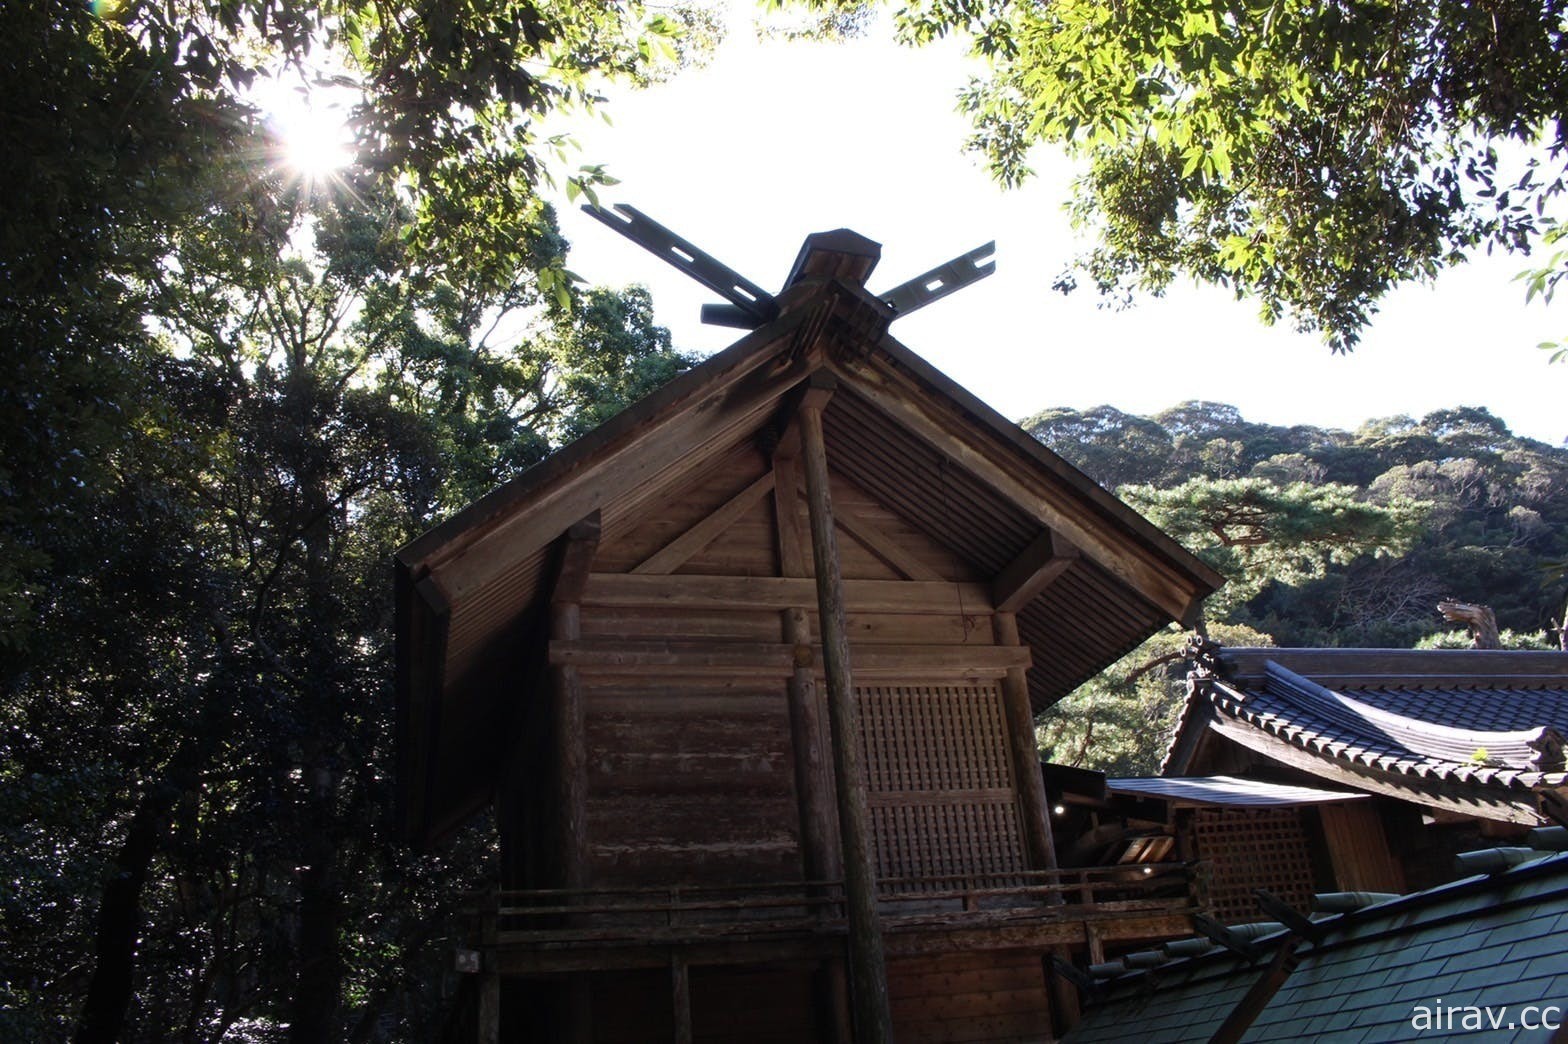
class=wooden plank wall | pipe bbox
[1319,802,1406,893]
[577,444,1008,890]
[582,676,800,885]
[888,953,1053,1043]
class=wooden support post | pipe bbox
[1085,924,1106,967]
[818,958,855,1044]
[784,608,841,885]
[671,954,693,1044]
[992,611,1057,875]
[477,972,500,1044]
[550,515,599,1044]
[478,903,500,1044]
[798,378,892,1044]
[549,514,599,892]
[776,448,841,887]
[1044,953,1080,1039]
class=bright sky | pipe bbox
[545,17,1564,445]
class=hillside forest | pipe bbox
[1024,402,1568,778]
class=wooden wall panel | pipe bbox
[594,444,772,573]
[888,953,1052,1044]
[1190,807,1317,925]
[586,964,825,1043]
[829,474,979,582]
[678,498,779,577]
[858,684,1026,887]
[835,612,991,646]
[1319,802,1406,893]
[580,606,782,642]
[691,965,821,1043]
[585,681,799,886]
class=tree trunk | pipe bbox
[1436,600,1501,649]
[289,832,344,1044]
[74,782,176,1044]
[287,365,347,1044]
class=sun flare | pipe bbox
[260,82,356,182]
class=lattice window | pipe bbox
[857,684,1024,888]
[1191,807,1316,924]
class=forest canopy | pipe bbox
[796,0,1568,350]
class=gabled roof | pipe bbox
[395,231,1223,845]
[1107,775,1368,808]
[1066,847,1568,1043]
[1169,647,1568,824]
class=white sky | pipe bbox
[546,16,1565,445]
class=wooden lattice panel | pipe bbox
[857,684,1024,886]
[1191,807,1316,924]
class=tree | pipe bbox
[1121,475,1427,617]
[1037,622,1273,776]
[858,0,1568,349]
[2,2,699,1038]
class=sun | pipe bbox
[258,79,357,182]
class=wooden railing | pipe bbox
[464,863,1199,949]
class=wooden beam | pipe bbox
[830,496,941,582]
[631,471,776,575]
[773,449,808,579]
[826,354,1207,624]
[1209,938,1301,1044]
[582,574,992,615]
[993,531,1078,613]
[798,382,893,1044]
[547,640,1029,676]
[994,612,1058,877]
[783,608,841,888]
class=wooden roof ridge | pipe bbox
[1260,660,1568,772]
[396,302,814,576]
[828,328,1226,606]
[395,243,1223,613]
[1214,646,1568,689]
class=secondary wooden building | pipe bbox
[395,228,1223,1042]
[1166,646,1568,900]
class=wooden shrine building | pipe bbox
[1164,646,1568,897]
[395,223,1224,1042]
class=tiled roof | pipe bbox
[1106,775,1368,807]
[1189,648,1568,792]
[1066,850,1568,1043]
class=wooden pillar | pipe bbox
[996,611,1079,1036]
[671,954,693,1044]
[775,448,841,886]
[477,972,500,1044]
[1085,924,1105,966]
[549,514,599,890]
[549,514,599,1044]
[478,904,500,1044]
[992,611,1057,873]
[797,379,892,1044]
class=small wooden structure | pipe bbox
[1169,646,1568,897]
[396,228,1223,1042]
